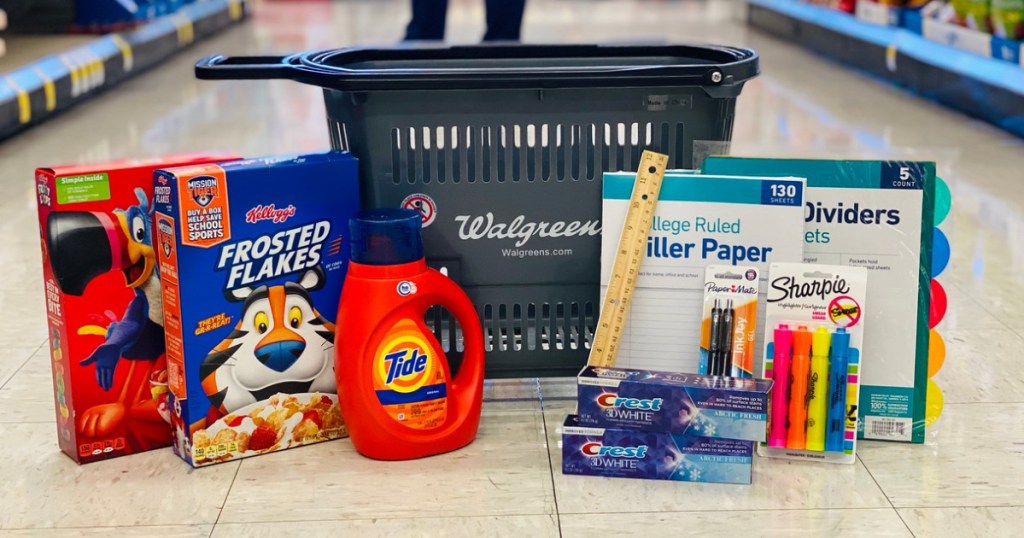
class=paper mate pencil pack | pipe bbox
[36,153,237,464]
[561,415,753,484]
[153,151,359,467]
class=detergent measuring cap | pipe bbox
[349,208,424,265]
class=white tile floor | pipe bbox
[1,0,1023,536]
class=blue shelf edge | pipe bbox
[748,0,1024,138]
[0,0,246,141]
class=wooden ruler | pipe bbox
[587,150,668,367]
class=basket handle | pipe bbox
[195,55,297,80]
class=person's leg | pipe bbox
[405,0,450,41]
[483,0,526,41]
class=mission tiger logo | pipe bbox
[187,176,219,208]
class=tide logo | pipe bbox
[373,320,442,394]
[596,393,664,411]
[581,442,648,458]
[384,348,428,385]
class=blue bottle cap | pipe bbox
[349,208,424,265]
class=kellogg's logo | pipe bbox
[186,176,218,208]
[245,203,297,224]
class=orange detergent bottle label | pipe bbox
[372,319,447,429]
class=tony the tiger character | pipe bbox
[200,267,336,423]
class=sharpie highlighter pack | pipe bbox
[703,157,935,443]
[761,263,867,464]
[700,265,759,378]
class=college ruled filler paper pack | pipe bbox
[601,171,805,373]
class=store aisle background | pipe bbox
[2,0,1023,536]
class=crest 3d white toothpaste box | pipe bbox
[561,415,753,484]
[576,366,771,443]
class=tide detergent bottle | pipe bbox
[335,209,485,460]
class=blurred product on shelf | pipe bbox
[952,0,994,32]
[992,0,1024,38]
[0,0,246,141]
[0,0,206,33]
[801,0,857,13]
[0,0,72,33]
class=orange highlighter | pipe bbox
[786,325,813,450]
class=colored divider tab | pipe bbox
[926,379,944,427]
[928,329,945,378]
[935,177,951,225]
[929,280,947,329]
[932,228,950,277]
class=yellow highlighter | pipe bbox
[805,326,831,451]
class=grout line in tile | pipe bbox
[554,506,927,516]
[940,400,1024,405]
[484,397,547,403]
[889,504,1024,510]
[0,524,213,532]
[21,506,1024,532]
[894,507,919,538]
[208,512,562,528]
[0,341,45,390]
[857,452,899,511]
[210,460,244,537]
[538,378,564,538]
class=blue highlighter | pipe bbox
[825,328,851,452]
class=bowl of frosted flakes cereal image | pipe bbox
[192,393,346,463]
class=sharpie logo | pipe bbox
[768,275,850,303]
[705,283,757,295]
[806,202,900,226]
[581,442,648,458]
[596,393,664,411]
[454,213,601,247]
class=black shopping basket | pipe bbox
[196,44,759,378]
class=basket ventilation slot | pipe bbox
[330,119,351,151]
[425,302,596,353]
[389,123,686,184]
